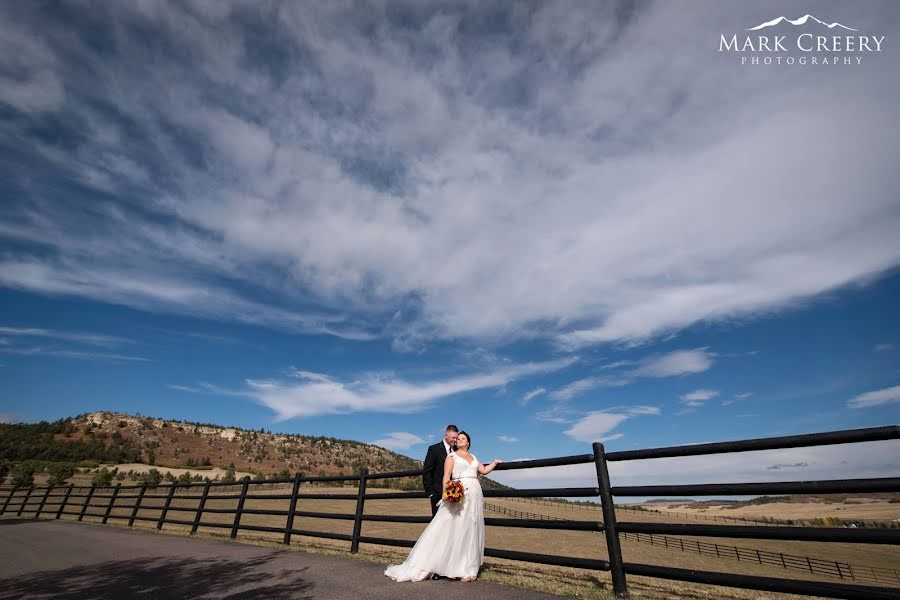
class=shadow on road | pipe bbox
[0,553,315,600]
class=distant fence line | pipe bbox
[484,500,900,587]
[2,425,899,600]
[503,495,898,528]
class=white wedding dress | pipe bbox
[384,452,485,581]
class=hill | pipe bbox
[1,411,417,481]
[0,411,510,490]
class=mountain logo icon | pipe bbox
[746,15,858,32]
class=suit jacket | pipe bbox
[422,441,448,498]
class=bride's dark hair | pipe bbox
[457,430,471,450]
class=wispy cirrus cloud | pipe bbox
[847,385,900,409]
[0,326,132,347]
[498,435,520,443]
[0,325,148,363]
[679,389,720,407]
[563,406,661,443]
[631,348,715,378]
[372,432,426,451]
[0,347,151,363]
[520,387,546,406]
[174,357,575,420]
[1,3,898,351]
[543,348,716,406]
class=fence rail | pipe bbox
[2,424,899,599]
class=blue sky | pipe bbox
[1,1,899,489]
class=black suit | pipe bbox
[422,441,449,516]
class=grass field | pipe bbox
[5,476,898,600]
[639,499,900,523]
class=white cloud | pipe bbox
[205,357,576,420]
[498,435,519,443]
[734,392,753,399]
[0,413,25,424]
[631,348,715,378]
[2,4,900,350]
[548,376,631,401]
[563,406,661,443]
[372,432,425,451]
[0,346,149,363]
[847,385,900,409]
[679,389,720,407]
[0,326,132,347]
[520,387,546,406]
[874,343,894,352]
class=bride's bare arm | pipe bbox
[440,455,454,497]
[478,459,503,475]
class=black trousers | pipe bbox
[429,494,440,517]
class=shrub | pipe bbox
[92,467,116,486]
[11,463,36,487]
[140,469,162,486]
[48,463,76,485]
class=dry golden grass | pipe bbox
[11,482,894,599]
[644,500,900,523]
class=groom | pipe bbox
[422,424,458,517]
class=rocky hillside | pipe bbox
[1,411,419,478]
[1,411,511,490]
[78,411,422,477]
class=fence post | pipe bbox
[35,486,53,519]
[191,480,212,535]
[157,483,177,530]
[283,473,302,545]
[56,484,73,519]
[103,483,121,524]
[17,486,34,517]
[231,478,250,539]
[129,483,148,527]
[78,485,96,521]
[350,467,368,553]
[0,485,17,515]
[593,442,628,598]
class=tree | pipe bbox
[48,463,75,485]
[141,469,162,486]
[92,467,115,486]
[223,463,236,483]
[11,463,35,487]
[163,471,175,482]
[178,471,193,484]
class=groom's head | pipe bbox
[444,425,459,447]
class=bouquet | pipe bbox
[443,479,465,504]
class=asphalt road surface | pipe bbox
[0,519,563,599]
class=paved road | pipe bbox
[0,519,562,599]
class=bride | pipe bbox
[384,431,502,582]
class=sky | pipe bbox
[1,1,899,492]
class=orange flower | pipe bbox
[444,480,465,503]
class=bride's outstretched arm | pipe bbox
[440,455,454,498]
[478,459,503,475]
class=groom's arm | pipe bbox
[422,445,437,495]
